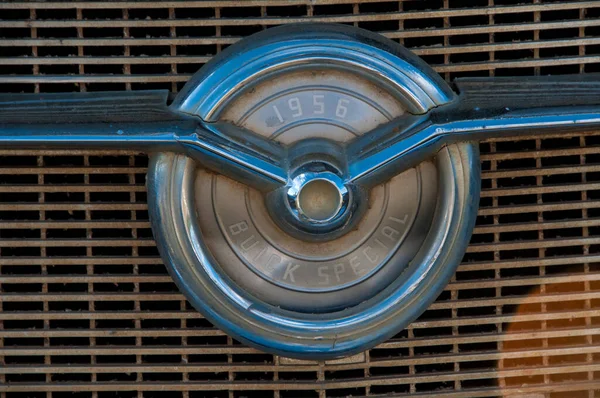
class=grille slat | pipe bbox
[1,380,599,397]
[0,167,148,174]
[2,3,599,25]
[0,221,150,228]
[0,185,147,192]
[0,308,596,325]
[0,239,155,247]
[0,286,599,306]
[0,0,401,8]
[0,257,162,265]
[474,219,600,233]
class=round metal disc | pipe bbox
[149,23,480,359]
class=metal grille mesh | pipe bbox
[1,1,600,397]
[2,0,600,93]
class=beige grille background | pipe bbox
[2,1,600,397]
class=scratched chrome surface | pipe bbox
[2,1,600,397]
[195,72,436,297]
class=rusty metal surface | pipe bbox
[2,0,600,93]
[1,138,599,397]
[2,0,600,397]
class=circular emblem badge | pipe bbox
[148,24,480,359]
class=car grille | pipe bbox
[1,1,600,397]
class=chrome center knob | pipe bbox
[297,178,342,222]
[286,168,350,230]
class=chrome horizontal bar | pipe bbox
[347,74,600,188]
[4,74,600,192]
[347,106,600,188]
[0,90,287,192]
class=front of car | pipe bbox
[0,2,598,397]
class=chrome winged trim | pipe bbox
[3,74,600,189]
[0,91,287,191]
[348,74,600,188]
[5,74,600,190]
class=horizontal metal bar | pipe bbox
[0,92,287,191]
[0,0,400,9]
[0,256,162,265]
[3,55,600,78]
[0,275,170,283]
[429,290,600,310]
[0,239,156,247]
[411,382,600,398]
[0,74,192,84]
[0,289,593,312]
[481,146,600,160]
[480,182,600,197]
[0,198,578,217]
[0,293,183,301]
[0,37,240,47]
[367,363,598,385]
[0,36,595,58]
[0,308,593,329]
[0,342,596,367]
[480,164,600,179]
[7,55,600,74]
[2,381,600,396]
[0,362,594,389]
[459,254,600,272]
[0,56,211,66]
[435,55,600,73]
[0,311,202,320]
[414,37,600,57]
[0,363,315,374]
[0,221,150,229]
[0,345,258,356]
[447,271,600,290]
[485,130,600,143]
[5,55,600,85]
[0,149,142,156]
[381,344,600,366]
[381,325,600,349]
[2,270,596,290]
[2,267,597,290]
[0,184,147,192]
[0,203,148,211]
[0,167,147,175]
[410,308,600,328]
[385,19,600,39]
[467,236,600,252]
[0,325,591,348]
[473,218,600,234]
[0,328,225,339]
[1,2,598,25]
[477,201,600,216]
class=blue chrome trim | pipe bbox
[171,23,456,119]
[147,143,479,359]
[147,23,481,360]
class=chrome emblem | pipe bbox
[1,23,597,359]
